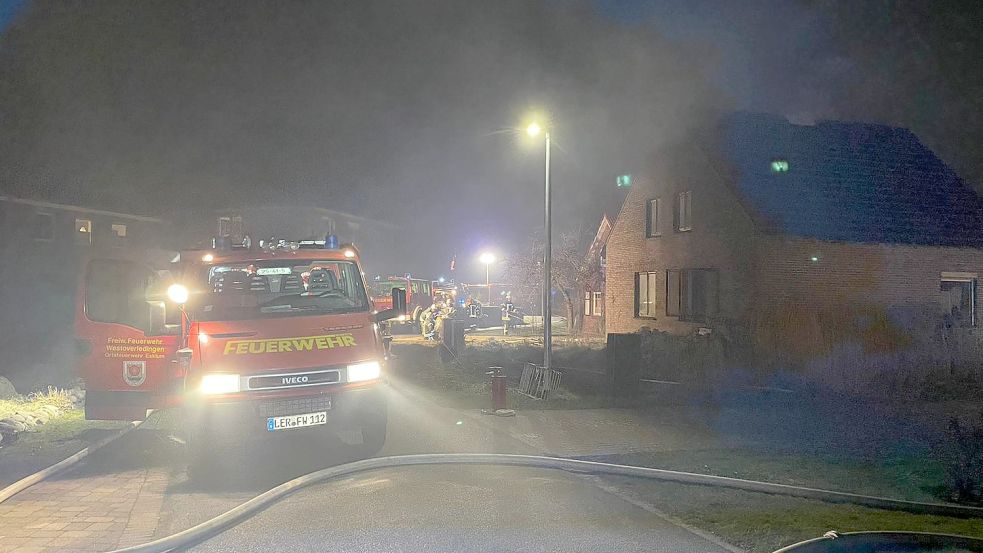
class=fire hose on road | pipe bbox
[110,453,983,553]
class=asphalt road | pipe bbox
[141,380,731,552]
[187,465,730,553]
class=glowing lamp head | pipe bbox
[479,252,496,265]
[201,253,214,262]
[343,249,356,258]
[526,122,542,137]
[166,284,189,304]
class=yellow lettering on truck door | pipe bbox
[292,338,315,351]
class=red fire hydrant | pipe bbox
[488,367,506,411]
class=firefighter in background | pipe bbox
[437,296,456,339]
[420,293,453,340]
[420,301,440,340]
[502,293,518,336]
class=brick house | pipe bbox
[579,214,612,336]
[605,112,983,362]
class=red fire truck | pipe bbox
[74,237,405,461]
[370,275,437,329]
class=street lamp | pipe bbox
[479,252,496,304]
[526,119,552,371]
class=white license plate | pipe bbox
[267,411,327,431]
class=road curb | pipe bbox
[0,417,144,504]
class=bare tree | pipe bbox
[503,230,602,334]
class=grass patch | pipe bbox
[0,405,129,487]
[606,449,947,503]
[0,387,77,420]
[611,478,983,553]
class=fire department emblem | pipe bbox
[122,361,147,387]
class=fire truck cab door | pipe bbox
[75,259,178,421]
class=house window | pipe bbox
[666,268,718,322]
[941,275,976,327]
[635,272,659,318]
[34,212,54,241]
[585,290,604,316]
[645,198,660,237]
[674,191,692,232]
[75,218,92,245]
[111,223,127,238]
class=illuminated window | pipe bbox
[111,223,127,238]
[771,159,790,173]
[75,218,92,245]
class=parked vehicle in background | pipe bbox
[370,275,434,330]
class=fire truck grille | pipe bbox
[257,395,332,418]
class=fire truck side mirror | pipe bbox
[392,287,407,315]
[373,288,407,323]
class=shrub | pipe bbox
[937,410,983,505]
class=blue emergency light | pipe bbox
[326,234,339,249]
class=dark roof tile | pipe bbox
[720,112,983,248]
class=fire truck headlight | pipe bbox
[347,361,380,383]
[343,248,356,258]
[397,314,407,322]
[200,373,240,395]
[167,284,190,304]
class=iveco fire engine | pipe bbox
[74,236,405,460]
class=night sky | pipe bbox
[0,0,980,281]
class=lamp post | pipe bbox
[479,252,496,304]
[526,121,552,371]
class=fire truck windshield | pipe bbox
[189,260,369,321]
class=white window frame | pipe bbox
[941,272,977,327]
[636,272,659,318]
[646,198,660,237]
[675,191,692,232]
[111,223,127,238]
